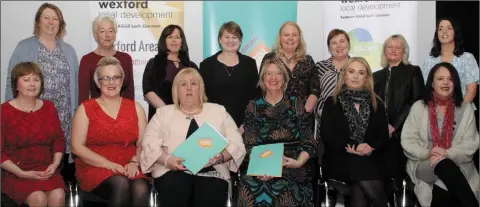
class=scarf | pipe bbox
[428,95,455,149]
[338,86,372,143]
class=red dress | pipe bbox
[1,100,66,205]
[75,98,146,192]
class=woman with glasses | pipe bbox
[71,57,150,207]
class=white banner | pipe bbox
[88,1,184,115]
[323,1,418,71]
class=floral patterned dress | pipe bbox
[237,96,316,207]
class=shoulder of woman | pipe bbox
[202,102,226,113]
[116,51,132,60]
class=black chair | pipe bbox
[1,193,29,207]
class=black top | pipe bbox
[373,62,425,135]
[199,51,260,127]
[260,52,320,100]
[142,54,199,121]
[319,97,389,182]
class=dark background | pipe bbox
[436,1,479,168]
[436,1,479,63]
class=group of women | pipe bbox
[1,2,479,207]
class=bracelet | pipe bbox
[164,155,171,168]
[128,160,139,166]
[219,153,225,163]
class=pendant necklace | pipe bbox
[283,54,294,64]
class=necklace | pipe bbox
[283,54,294,64]
[223,64,235,77]
[18,99,37,113]
[179,105,202,114]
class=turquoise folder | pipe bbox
[172,122,229,175]
[247,143,284,177]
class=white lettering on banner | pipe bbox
[89,1,185,115]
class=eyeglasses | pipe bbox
[98,75,123,83]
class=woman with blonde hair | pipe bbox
[373,34,425,205]
[140,68,246,207]
[260,21,320,113]
[320,57,389,207]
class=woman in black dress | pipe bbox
[320,57,389,207]
[199,21,259,129]
[142,24,198,121]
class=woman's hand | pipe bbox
[204,153,223,168]
[39,163,60,178]
[19,171,50,180]
[429,154,445,167]
[165,156,187,171]
[104,162,126,174]
[305,95,318,113]
[430,146,447,157]
[283,156,304,169]
[124,162,140,178]
[356,143,374,155]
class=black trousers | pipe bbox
[431,159,479,207]
[154,171,228,207]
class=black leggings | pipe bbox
[349,180,388,207]
[91,175,150,207]
[154,171,228,207]
[431,158,479,207]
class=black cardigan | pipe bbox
[319,96,389,182]
[142,53,198,121]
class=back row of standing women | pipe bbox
[2,2,479,207]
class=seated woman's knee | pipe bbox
[47,188,65,206]
[26,191,48,206]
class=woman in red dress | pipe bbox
[1,62,65,207]
[71,56,149,207]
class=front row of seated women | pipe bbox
[2,56,479,207]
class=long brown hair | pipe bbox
[332,57,378,111]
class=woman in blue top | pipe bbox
[421,18,479,104]
[5,3,79,164]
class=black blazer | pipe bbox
[373,62,425,135]
[319,96,389,182]
[142,53,198,121]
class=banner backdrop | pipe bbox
[323,1,418,71]
[89,1,184,114]
[203,1,297,69]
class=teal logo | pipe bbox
[348,28,382,70]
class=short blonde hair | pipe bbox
[93,56,125,88]
[92,15,118,43]
[258,58,290,95]
[380,34,410,68]
[171,68,208,108]
[33,3,66,39]
[272,21,307,62]
[332,57,378,111]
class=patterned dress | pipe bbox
[261,53,320,100]
[1,100,66,205]
[237,96,316,207]
[37,44,73,157]
[75,99,146,191]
